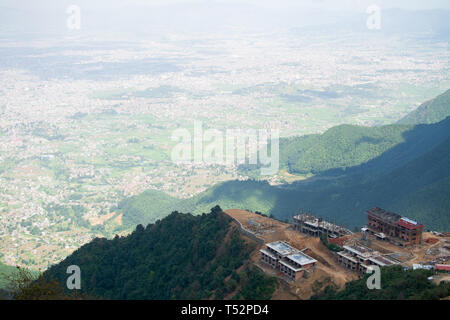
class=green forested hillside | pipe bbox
[216,137,450,230]
[117,140,450,231]
[277,124,412,174]
[116,179,286,229]
[240,89,449,177]
[44,206,276,300]
[312,265,450,300]
[115,93,450,231]
[398,89,450,125]
[239,124,412,177]
[342,117,450,176]
[117,189,190,228]
[117,117,450,231]
[0,262,18,289]
[0,261,41,295]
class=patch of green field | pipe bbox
[89,89,132,100]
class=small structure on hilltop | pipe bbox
[260,241,317,282]
[246,217,274,235]
[292,211,352,239]
[360,227,371,245]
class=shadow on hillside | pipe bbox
[267,117,450,230]
[314,116,450,178]
[204,117,450,230]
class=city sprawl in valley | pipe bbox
[1,29,449,269]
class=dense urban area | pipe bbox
[1,29,449,269]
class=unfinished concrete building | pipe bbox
[292,213,352,239]
[336,242,400,274]
[260,241,317,282]
[366,207,424,246]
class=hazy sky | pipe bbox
[2,0,450,11]
[1,0,449,36]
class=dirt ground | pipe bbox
[432,274,450,285]
[225,209,358,300]
[359,232,450,266]
[225,209,450,299]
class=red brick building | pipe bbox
[366,207,424,246]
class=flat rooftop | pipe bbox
[344,244,373,256]
[366,207,401,225]
[398,217,424,230]
[369,255,400,267]
[400,217,418,225]
[266,241,296,256]
[287,252,317,266]
[293,215,352,234]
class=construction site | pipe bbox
[366,206,425,246]
[292,212,353,239]
[224,208,450,300]
[260,241,317,282]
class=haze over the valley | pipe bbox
[0,0,449,269]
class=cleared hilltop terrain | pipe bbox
[19,207,448,300]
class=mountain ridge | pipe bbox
[398,89,450,125]
[43,206,277,300]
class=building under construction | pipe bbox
[292,212,352,239]
[366,207,424,246]
[336,242,401,274]
[260,241,317,282]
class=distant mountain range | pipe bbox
[115,89,450,231]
